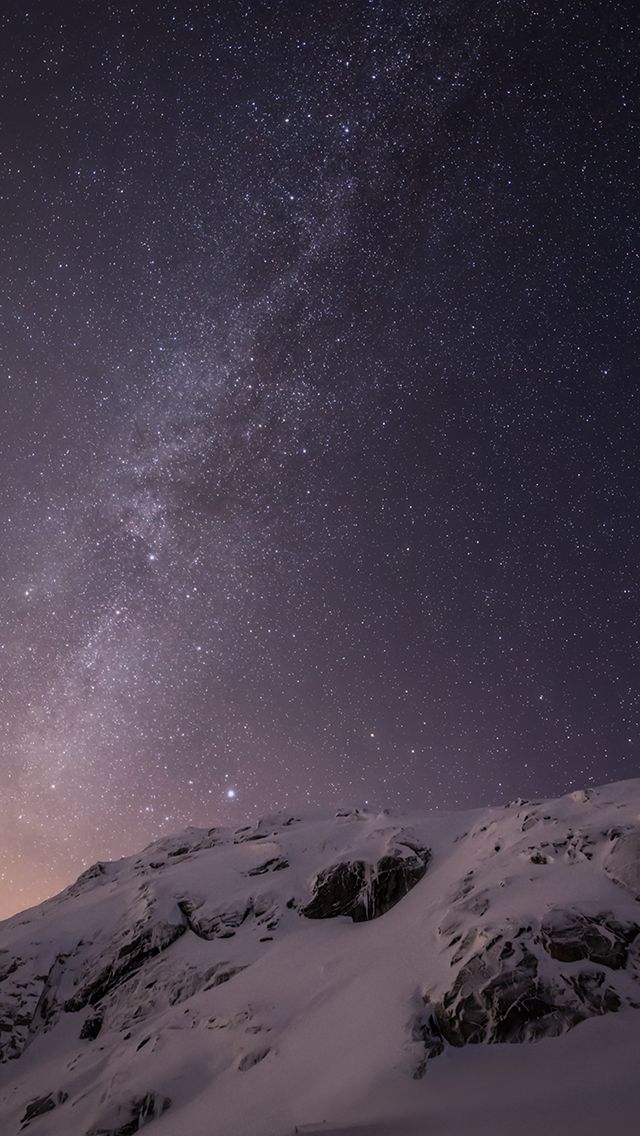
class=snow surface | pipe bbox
[1,780,640,1135]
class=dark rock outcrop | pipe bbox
[80,1013,104,1040]
[64,861,112,899]
[30,953,69,1035]
[178,897,253,939]
[247,857,289,876]
[87,1092,171,1135]
[428,946,582,1047]
[416,920,630,1067]
[0,951,21,983]
[21,1090,68,1128]
[178,891,281,939]
[1,953,70,1064]
[302,844,430,922]
[0,1000,33,1063]
[65,921,186,1011]
[540,911,639,969]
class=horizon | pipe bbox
[2,769,633,921]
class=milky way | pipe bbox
[1,0,639,916]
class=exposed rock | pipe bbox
[0,953,71,1064]
[416,924,630,1065]
[411,1003,445,1070]
[178,890,281,939]
[21,1090,68,1127]
[450,930,477,966]
[75,861,107,884]
[65,862,109,898]
[5,784,640,1129]
[540,911,639,969]
[203,964,247,991]
[87,1092,171,1135]
[564,831,596,864]
[0,1001,33,1063]
[564,970,622,1014]
[80,1013,103,1040]
[302,844,430,922]
[234,822,277,844]
[164,964,219,1005]
[65,921,186,1010]
[178,897,252,940]
[30,953,69,1034]
[175,894,202,917]
[237,1045,271,1071]
[0,952,20,982]
[247,857,289,876]
[430,946,582,1047]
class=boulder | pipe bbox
[302,845,430,922]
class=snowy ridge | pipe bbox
[2,781,640,1135]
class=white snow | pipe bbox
[1,781,640,1135]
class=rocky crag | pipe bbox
[1,782,640,1135]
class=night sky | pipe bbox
[1,1,639,918]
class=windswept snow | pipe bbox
[1,782,640,1135]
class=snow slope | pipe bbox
[2,780,640,1135]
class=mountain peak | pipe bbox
[2,778,640,1135]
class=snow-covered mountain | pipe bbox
[2,779,640,1136]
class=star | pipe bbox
[0,0,635,920]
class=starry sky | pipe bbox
[1,0,639,918]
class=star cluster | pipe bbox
[1,0,638,916]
